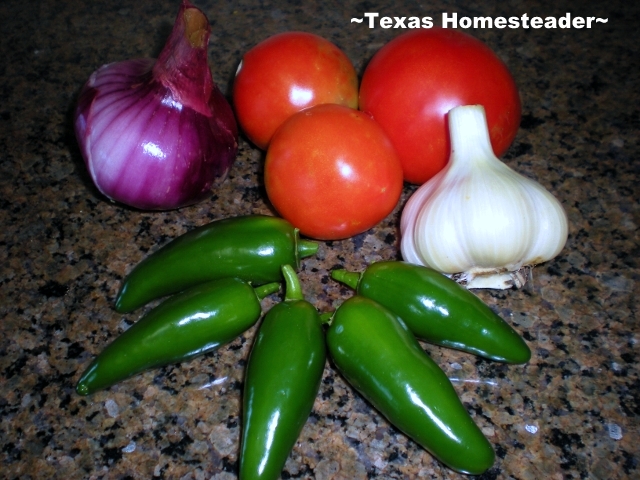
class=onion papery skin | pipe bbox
[74,1,238,211]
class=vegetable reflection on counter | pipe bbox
[115,215,318,313]
[74,0,238,210]
[76,278,280,396]
[240,265,326,480]
[401,105,569,289]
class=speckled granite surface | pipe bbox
[1,0,638,478]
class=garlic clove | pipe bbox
[400,105,568,289]
[400,173,444,265]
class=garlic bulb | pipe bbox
[400,105,568,289]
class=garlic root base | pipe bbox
[451,266,533,290]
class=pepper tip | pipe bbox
[75,382,89,396]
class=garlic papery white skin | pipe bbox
[400,105,569,289]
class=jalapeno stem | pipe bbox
[281,264,304,301]
[330,269,361,290]
[297,238,319,259]
[254,282,281,299]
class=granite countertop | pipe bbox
[1,0,638,478]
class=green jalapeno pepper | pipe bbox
[240,265,326,480]
[326,296,495,475]
[332,261,530,363]
[76,278,280,396]
[115,215,318,313]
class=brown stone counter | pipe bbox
[1,0,637,478]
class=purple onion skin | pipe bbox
[74,1,238,210]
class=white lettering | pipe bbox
[407,16,421,28]
[442,12,457,28]
[422,17,434,28]
[474,17,493,28]
[380,16,393,28]
[459,16,472,29]
[353,12,609,30]
[394,17,407,28]
[364,12,378,28]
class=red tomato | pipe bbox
[233,31,358,150]
[359,28,521,185]
[265,104,403,240]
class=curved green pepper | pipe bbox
[240,265,326,480]
[115,215,318,313]
[76,278,280,395]
[332,261,530,363]
[326,296,495,475]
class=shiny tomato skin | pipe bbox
[233,31,358,150]
[265,104,403,241]
[359,28,521,185]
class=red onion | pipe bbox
[74,0,238,210]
